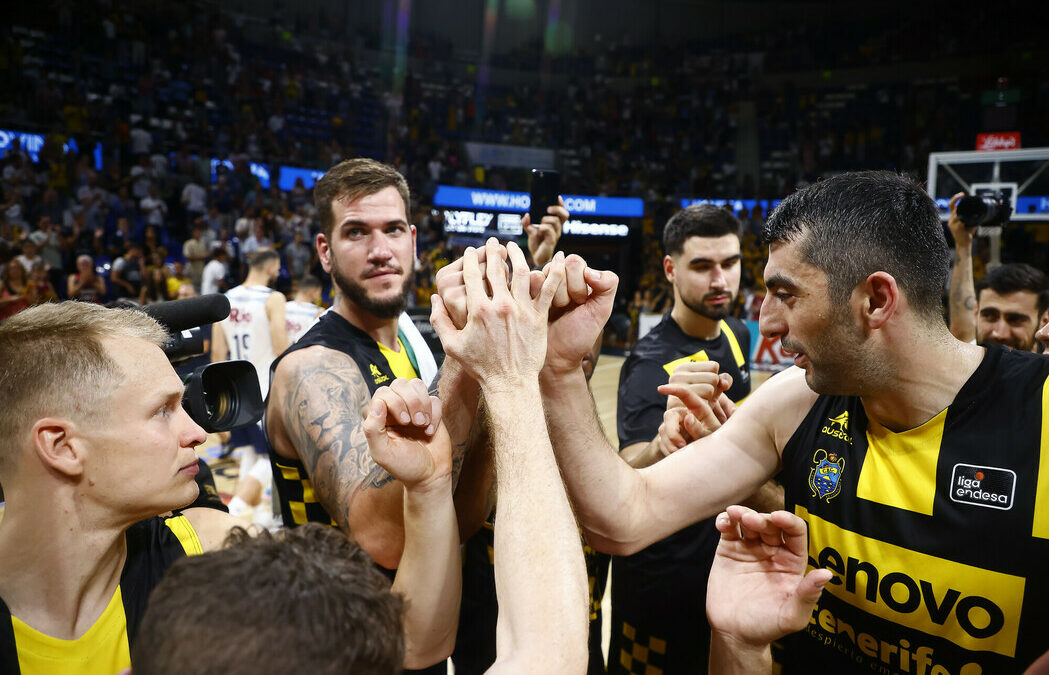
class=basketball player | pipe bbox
[0,303,247,672]
[264,158,486,576]
[610,203,775,674]
[211,248,288,522]
[463,172,1048,673]
[284,274,324,344]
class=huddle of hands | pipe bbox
[361,237,834,657]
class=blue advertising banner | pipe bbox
[434,185,644,218]
[679,198,781,214]
[0,128,101,169]
[277,165,327,191]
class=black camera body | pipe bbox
[956,190,1013,228]
[140,295,265,433]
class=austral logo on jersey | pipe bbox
[799,507,1024,657]
[821,411,852,443]
[369,363,389,385]
[950,464,1016,511]
[809,449,845,501]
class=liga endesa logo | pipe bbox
[976,132,1020,151]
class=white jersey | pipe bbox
[285,300,320,344]
[220,285,277,396]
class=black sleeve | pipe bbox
[616,356,669,451]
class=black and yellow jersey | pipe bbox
[610,313,751,674]
[266,311,420,528]
[0,515,202,675]
[780,345,1049,674]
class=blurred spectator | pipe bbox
[182,223,209,289]
[110,242,146,302]
[27,262,59,306]
[201,244,230,296]
[0,260,36,320]
[66,254,106,303]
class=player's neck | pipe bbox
[671,303,722,341]
[242,272,270,288]
[860,327,985,433]
[335,299,400,349]
[0,486,128,638]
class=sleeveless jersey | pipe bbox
[779,345,1049,674]
[265,311,420,529]
[610,313,752,674]
[284,300,320,344]
[0,515,202,675]
[220,285,277,396]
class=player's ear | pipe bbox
[663,255,675,283]
[316,233,333,273]
[860,271,899,330]
[31,417,85,478]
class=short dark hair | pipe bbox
[976,263,1049,315]
[662,204,742,257]
[763,171,950,318]
[248,248,280,269]
[314,159,411,240]
[132,524,405,675]
[297,274,322,291]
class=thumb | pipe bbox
[429,294,463,357]
[783,569,833,632]
[363,398,388,444]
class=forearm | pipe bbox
[393,477,461,669]
[709,630,772,675]
[487,384,589,673]
[434,355,481,461]
[739,479,784,513]
[949,243,977,342]
[539,367,647,553]
[436,357,495,539]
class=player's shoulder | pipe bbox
[273,342,361,383]
[733,366,818,445]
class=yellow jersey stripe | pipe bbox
[1033,374,1049,539]
[719,319,746,367]
[164,515,203,556]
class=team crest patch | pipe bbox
[369,363,389,384]
[809,449,845,501]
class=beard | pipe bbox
[681,290,736,321]
[330,257,413,320]
[979,333,1032,352]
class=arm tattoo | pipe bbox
[282,355,394,529]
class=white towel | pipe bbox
[399,311,439,387]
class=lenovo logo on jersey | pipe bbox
[229,308,253,323]
[951,464,1015,510]
[799,507,1023,657]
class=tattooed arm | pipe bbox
[268,345,406,569]
[947,191,977,343]
[268,344,488,568]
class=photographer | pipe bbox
[948,192,1049,351]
